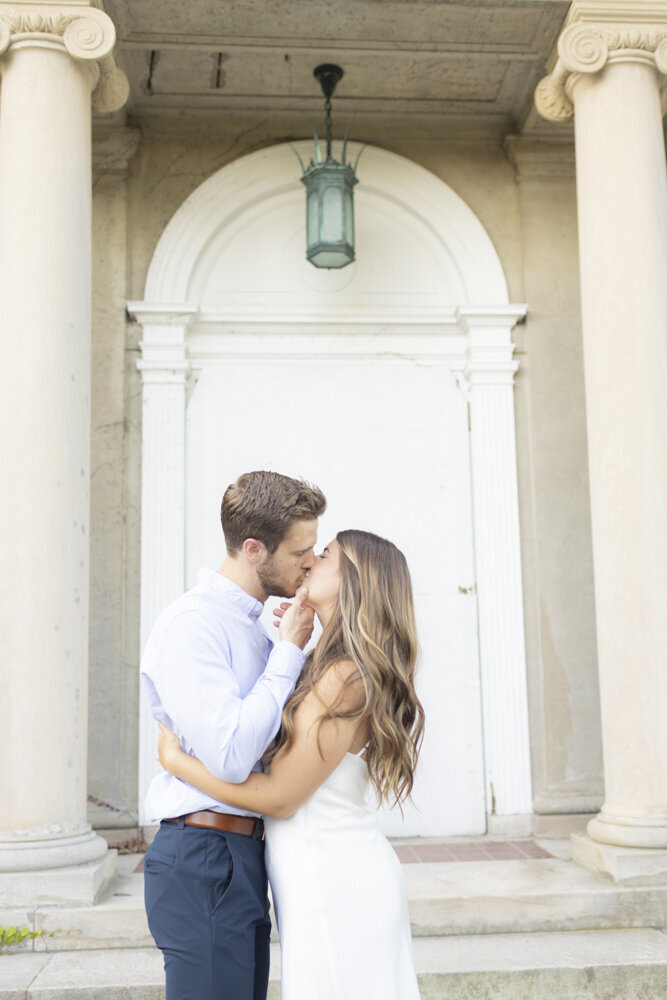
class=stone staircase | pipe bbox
[2,841,667,998]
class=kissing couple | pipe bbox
[142,470,424,1000]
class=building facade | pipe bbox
[2,0,666,888]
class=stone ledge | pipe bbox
[404,857,667,936]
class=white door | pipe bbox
[185,349,487,836]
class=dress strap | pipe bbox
[352,743,368,757]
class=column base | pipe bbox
[572,833,667,886]
[0,828,108,873]
[0,848,116,907]
[588,811,667,849]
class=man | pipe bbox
[141,470,327,1000]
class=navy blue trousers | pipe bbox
[144,819,271,1000]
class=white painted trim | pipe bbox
[129,142,532,831]
[458,307,533,817]
[129,303,197,824]
[186,327,469,365]
[143,142,509,307]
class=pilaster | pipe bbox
[127,303,198,822]
[503,133,604,822]
[457,306,533,829]
[88,121,141,833]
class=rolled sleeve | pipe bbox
[153,612,304,783]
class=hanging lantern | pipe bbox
[293,64,362,269]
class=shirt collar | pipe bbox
[197,568,264,620]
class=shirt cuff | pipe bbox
[268,639,306,680]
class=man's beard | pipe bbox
[256,561,302,600]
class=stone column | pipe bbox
[0,1,128,885]
[536,0,667,882]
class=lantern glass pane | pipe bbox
[343,188,354,244]
[309,248,352,268]
[321,185,343,242]
[307,190,320,247]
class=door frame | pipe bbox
[128,142,532,830]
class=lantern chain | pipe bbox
[324,94,333,160]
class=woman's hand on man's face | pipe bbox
[272,601,291,624]
[276,586,315,649]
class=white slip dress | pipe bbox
[264,748,420,1000]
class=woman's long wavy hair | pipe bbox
[265,529,425,807]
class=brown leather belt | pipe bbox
[164,810,264,839]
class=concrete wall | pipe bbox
[87,120,603,831]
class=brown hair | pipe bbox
[265,529,424,807]
[221,470,326,555]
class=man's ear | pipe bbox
[242,537,264,564]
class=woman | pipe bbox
[158,529,424,1000]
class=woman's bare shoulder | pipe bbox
[313,658,365,713]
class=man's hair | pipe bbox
[221,471,326,555]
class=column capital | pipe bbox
[0,1,128,111]
[535,1,667,122]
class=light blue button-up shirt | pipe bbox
[141,568,305,822]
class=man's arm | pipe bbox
[158,660,365,818]
[153,609,307,783]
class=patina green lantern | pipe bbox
[294,65,362,270]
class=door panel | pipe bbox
[185,354,486,835]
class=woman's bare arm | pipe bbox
[158,661,365,819]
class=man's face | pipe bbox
[256,519,318,599]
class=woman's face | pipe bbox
[305,538,342,616]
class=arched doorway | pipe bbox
[130,142,531,836]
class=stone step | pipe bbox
[2,856,665,953]
[404,857,667,936]
[2,930,667,999]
